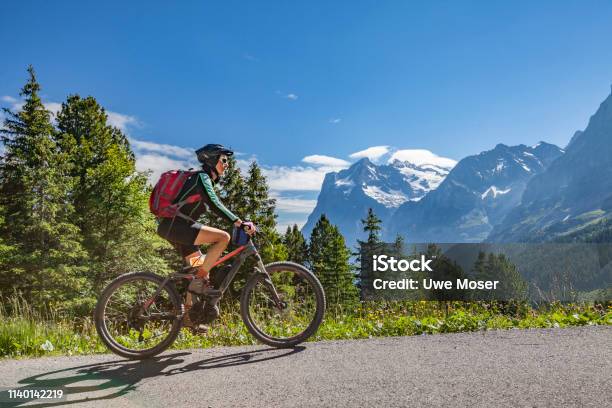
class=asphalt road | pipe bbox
[0,326,610,407]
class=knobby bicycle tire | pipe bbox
[240,262,326,348]
[94,272,182,359]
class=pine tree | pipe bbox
[362,208,382,245]
[199,156,247,228]
[496,254,527,301]
[425,244,467,301]
[283,224,309,264]
[55,95,170,293]
[309,214,358,306]
[470,251,488,301]
[243,161,285,263]
[355,208,384,299]
[0,210,18,294]
[392,234,404,256]
[472,251,487,278]
[218,156,248,218]
[473,253,527,302]
[308,214,331,271]
[325,225,358,306]
[244,161,276,230]
[0,66,85,306]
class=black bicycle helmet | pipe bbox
[196,144,234,168]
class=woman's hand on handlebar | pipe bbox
[234,219,257,236]
[242,221,257,236]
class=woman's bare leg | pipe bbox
[184,226,231,280]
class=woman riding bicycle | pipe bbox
[156,144,256,296]
[96,146,324,357]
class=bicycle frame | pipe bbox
[143,239,280,313]
[212,242,256,293]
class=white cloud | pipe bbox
[1,96,17,103]
[262,153,350,192]
[235,157,257,174]
[349,145,390,161]
[130,138,199,182]
[135,153,196,182]
[130,138,257,185]
[44,102,62,118]
[273,196,318,213]
[130,138,194,159]
[1,95,23,112]
[262,166,330,191]
[1,96,21,127]
[302,154,350,167]
[329,118,341,124]
[388,149,457,168]
[107,111,138,132]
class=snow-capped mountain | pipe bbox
[387,142,564,243]
[489,87,612,242]
[389,160,451,199]
[301,154,455,245]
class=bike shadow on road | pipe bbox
[2,346,305,407]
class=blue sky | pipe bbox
[2,1,612,230]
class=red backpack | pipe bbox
[149,170,201,220]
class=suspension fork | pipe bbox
[254,253,284,306]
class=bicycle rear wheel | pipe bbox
[240,262,326,348]
[94,272,182,359]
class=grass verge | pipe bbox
[1,297,610,359]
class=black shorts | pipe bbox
[157,218,203,257]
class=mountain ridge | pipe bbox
[301,154,454,245]
[386,142,564,243]
[488,87,612,242]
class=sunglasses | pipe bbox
[220,157,229,165]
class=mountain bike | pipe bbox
[94,229,326,359]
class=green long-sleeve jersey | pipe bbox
[175,171,239,223]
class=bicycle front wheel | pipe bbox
[94,272,182,359]
[240,262,326,348]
